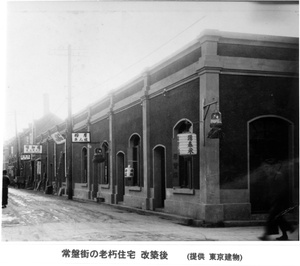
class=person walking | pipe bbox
[258,159,294,241]
[2,170,10,208]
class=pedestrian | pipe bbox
[2,170,10,208]
[258,158,294,241]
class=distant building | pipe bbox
[3,94,63,188]
[4,30,298,224]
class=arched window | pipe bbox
[81,147,88,183]
[101,142,109,184]
[173,120,193,188]
[128,134,141,186]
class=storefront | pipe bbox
[28,30,299,224]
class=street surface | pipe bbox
[1,188,299,241]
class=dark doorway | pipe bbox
[117,152,125,202]
[153,146,166,208]
[249,117,291,213]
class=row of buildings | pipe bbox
[3,30,299,224]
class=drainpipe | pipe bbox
[86,107,92,199]
[108,93,116,204]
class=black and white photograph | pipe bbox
[1,0,299,265]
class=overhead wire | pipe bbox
[72,15,206,100]
[7,15,206,142]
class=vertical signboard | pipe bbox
[177,133,197,155]
[37,161,41,175]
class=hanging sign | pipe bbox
[20,154,31,161]
[72,132,91,143]
[177,133,197,155]
[124,165,134,178]
[92,148,105,163]
[210,110,222,128]
[51,132,65,144]
[24,145,43,154]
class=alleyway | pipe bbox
[1,188,299,241]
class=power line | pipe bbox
[8,16,206,141]
[71,15,206,99]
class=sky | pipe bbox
[1,1,299,142]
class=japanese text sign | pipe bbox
[177,133,197,155]
[20,154,31,160]
[72,132,91,143]
[24,145,42,154]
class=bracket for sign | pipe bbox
[201,98,218,146]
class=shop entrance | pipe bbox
[116,152,125,203]
[153,146,166,208]
[249,116,292,213]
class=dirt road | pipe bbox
[1,187,297,241]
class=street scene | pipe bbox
[1,3,299,266]
[2,187,299,241]
[0,0,300,266]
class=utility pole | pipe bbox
[67,44,73,200]
[14,110,20,177]
[51,44,82,200]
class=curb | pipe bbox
[20,189,298,228]
[102,202,195,226]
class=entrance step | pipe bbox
[251,213,268,220]
[224,220,266,227]
[107,203,194,226]
[153,208,165,213]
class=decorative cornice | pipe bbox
[197,55,299,76]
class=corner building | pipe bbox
[45,30,299,224]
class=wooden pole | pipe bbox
[67,44,73,200]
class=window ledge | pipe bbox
[128,186,142,192]
[80,183,88,188]
[172,187,194,195]
[100,184,110,189]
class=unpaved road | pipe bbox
[1,188,298,241]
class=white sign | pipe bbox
[24,145,42,154]
[177,133,197,155]
[37,161,41,175]
[20,154,31,160]
[51,132,65,144]
[72,132,91,143]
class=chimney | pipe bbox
[43,93,50,115]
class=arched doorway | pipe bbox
[153,145,166,208]
[249,116,293,213]
[92,148,100,199]
[116,152,125,202]
[81,147,88,183]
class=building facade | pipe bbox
[4,30,299,224]
[3,105,63,188]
